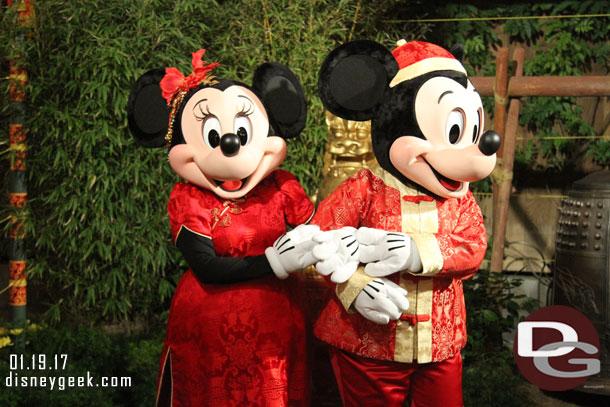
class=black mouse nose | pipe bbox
[220,133,240,157]
[478,130,501,156]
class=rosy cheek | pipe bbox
[168,144,201,176]
[389,136,431,170]
[264,136,287,155]
[169,144,193,164]
[389,144,407,173]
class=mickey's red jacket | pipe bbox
[311,167,487,363]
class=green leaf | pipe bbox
[482,309,499,322]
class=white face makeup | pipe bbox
[389,76,496,198]
[168,85,287,199]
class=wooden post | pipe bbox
[7,0,31,346]
[490,48,525,274]
[491,48,509,231]
[467,51,610,274]
[493,48,510,154]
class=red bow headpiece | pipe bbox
[160,49,220,147]
[160,49,219,104]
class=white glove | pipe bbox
[354,278,410,325]
[265,224,320,279]
[356,227,422,277]
[311,227,360,283]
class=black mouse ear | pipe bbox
[449,43,465,63]
[318,40,398,121]
[252,62,307,140]
[127,68,170,148]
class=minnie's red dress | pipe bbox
[155,170,314,407]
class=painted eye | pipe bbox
[202,117,221,149]
[445,109,465,145]
[234,115,252,146]
[472,109,482,144]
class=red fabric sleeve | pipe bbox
[167,182,213,243]
[311,169,373,231]
[274,169,315,227]
[435,191,487,279]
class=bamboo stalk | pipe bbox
[7,0,32,347]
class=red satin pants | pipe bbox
[328,347,463,407]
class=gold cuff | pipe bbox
[409,234,443,275]
[336,265,375,311]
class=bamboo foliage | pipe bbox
[0,0,413,322]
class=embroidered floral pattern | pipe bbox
[313,168,486,363]
[160,170,313,406]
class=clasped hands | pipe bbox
[265,225,421,325]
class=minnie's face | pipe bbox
[389,76,497,198]
[168,85,287,199]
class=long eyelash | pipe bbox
[238,102,254,116]
[194,102,213,121]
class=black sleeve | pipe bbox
[175,227,273,284]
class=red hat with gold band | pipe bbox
[389,39,466,88]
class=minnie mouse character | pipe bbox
[127,50,322,407]
[311,40,501,407]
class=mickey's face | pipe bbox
[168,85,286,199]
[389,76,497,198]
[317,40,501,200]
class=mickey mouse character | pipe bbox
[127,50,320,407]
[311,40,501,407]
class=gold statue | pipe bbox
[315,111,378,203]
[302,111,377,321]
